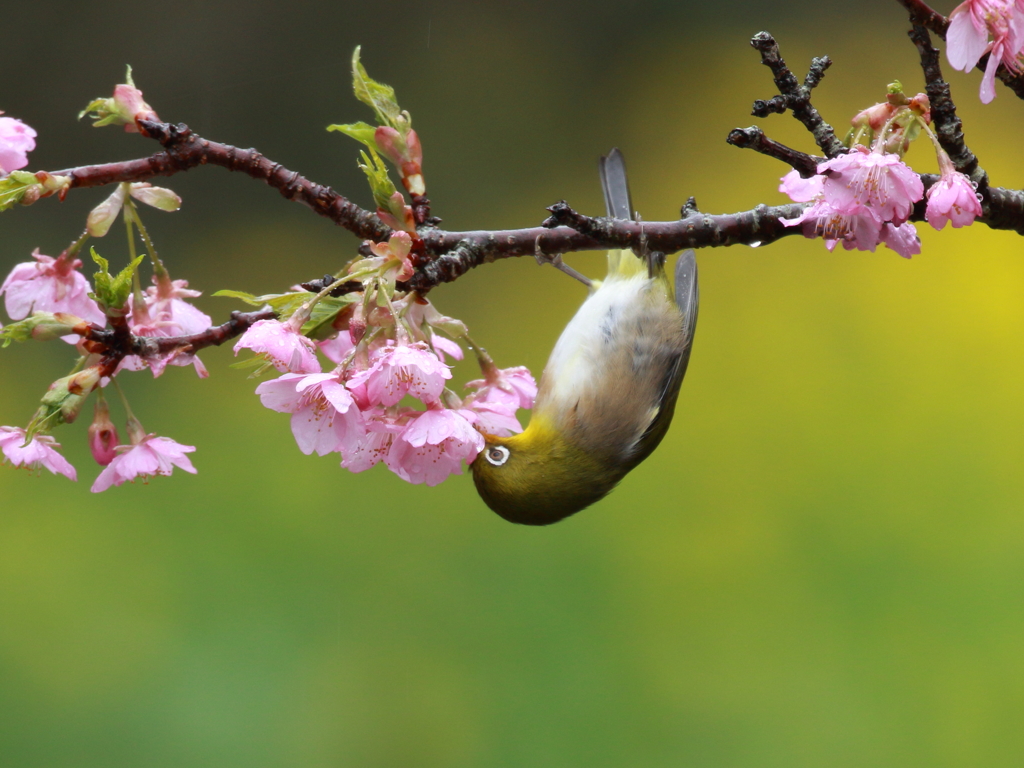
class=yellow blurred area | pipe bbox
[3,2,1024,765]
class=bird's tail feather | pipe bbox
[600,148,633,222]
[600,148,667,280]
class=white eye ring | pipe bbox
[485,445,510,466]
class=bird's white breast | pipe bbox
[536,267,683,465]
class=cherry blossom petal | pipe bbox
[947,5,990,71]
[233,319,321,374]
[880,222,922,259]
[778,169,824,202]
[346,342,451,406]
[90,435,196,492]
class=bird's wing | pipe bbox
[674,249,700,365]
[625,251,699,467]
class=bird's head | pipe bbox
[470,415,619,525]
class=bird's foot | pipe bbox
[534,243,592,287]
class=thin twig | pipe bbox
[749,32,846,158]
[726,127,822,177]
[909,24,988,194]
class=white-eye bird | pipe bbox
[471,148,699,525]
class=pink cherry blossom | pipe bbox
[234,318,321,374]
[341,408,410,473]
[0,114,37,174]
[90,434,196,492]
[0,250,106,326]
[430,334,464,363]
[947,0,1024,102]
[818,145,924,225]
[120,277,212,377]
[465,365,537,410]
[462,400,525,437]
[318,332,356,365]
[366,231,415,282]
[0,426,77,480]
[346,341,451,406]
[780,200,884,253]
[879,222,922,259]
[255,372,364,456]
[925,170,983,230]
[385,408,485,486]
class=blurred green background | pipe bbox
[4,0,1024,765]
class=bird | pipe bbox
[471,148,700,525]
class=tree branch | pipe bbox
[32,83,1024,306]
[82,309,275,360]
[897,0,950,33]
[404,205,805,290]
[52,121,392,243]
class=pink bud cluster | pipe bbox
[235,294,536,487]
[780,144,981,256]
[947,0,1024,103]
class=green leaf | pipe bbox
[0,171,38,212]
[229,356,270,371]
[351,46,402,128]
[215,289,358,336]
[357,149,399,211]
[302,295,359,340]
[326,121,379,152]
[90,248,144,313]
[212,289,262,305]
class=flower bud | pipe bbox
[40,368,100,424]
[87,184,129,237]
[67,366,102,395]
[112,84,159,132]
[377,191,416,234]
[374,126,405,167]
[374,126,425,195]
[0,312,89,344]
[349,301,367,345]
[129,182,181,211]
[79,68,160,133]
[88,398,120,466]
